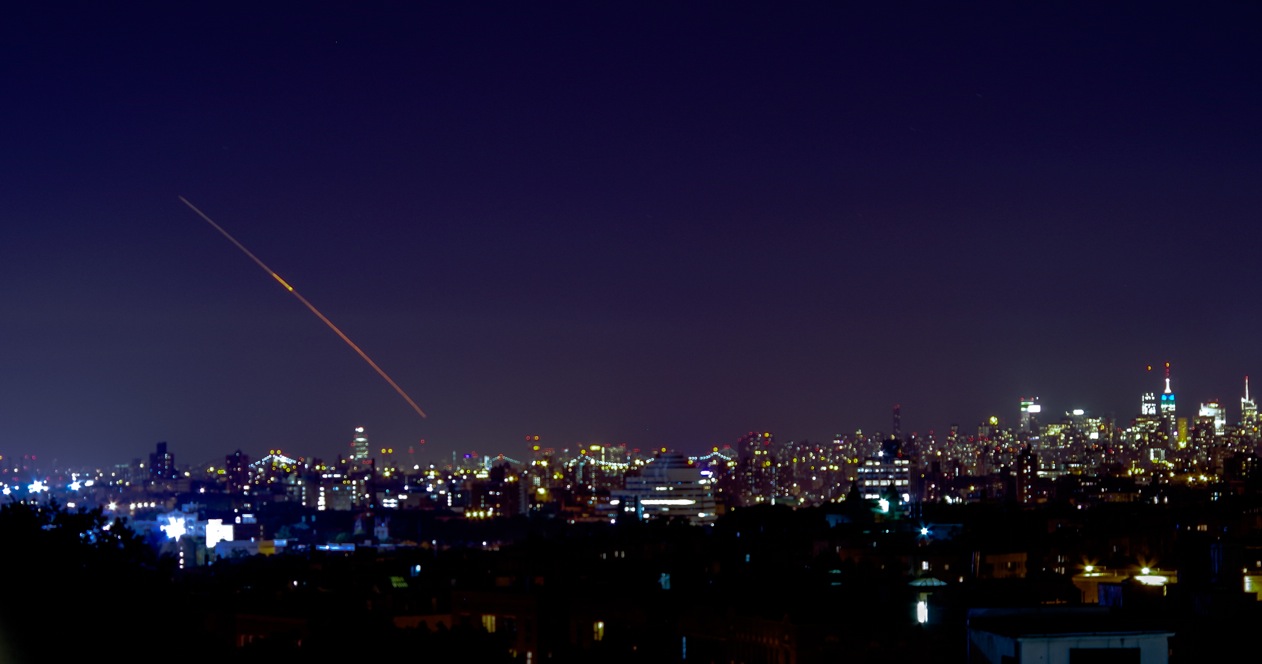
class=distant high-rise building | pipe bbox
[1019,397,1041,434]
[892,404,902,440]
[315,468,362,511]
[856,437,913,506]
[1198,400,1226,436]
[1141,392,1157,417]
[351,426,370,466]
[1160,363,1177,443]
[1015,445,1037,505]
[1242,376,1258,429]
[149,442,176,482]
[224,449,250,493]
[731,431,780,505]
[620,451,717,526]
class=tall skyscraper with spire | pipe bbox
[1160,362,1177,446]
[1242,376,1258,432]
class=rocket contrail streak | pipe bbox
[178,196,428,419]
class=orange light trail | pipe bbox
[178,196,428,419]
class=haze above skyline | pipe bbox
[4,3,1261,468]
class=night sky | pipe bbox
[4,3,1261,469]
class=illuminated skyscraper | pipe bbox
[224,449,250,493]
[1019,397,1041,434]
[1160,363,1177,443]
[1242,376,1257,430]
[149,441,177,482]
[732,431,779,505]
[856,437,913,506]
[1198,400,1226,436]
[1015,445,1037,505]
[1134,365,1168,454]
[351,426,370,465]
[621,451,717,525]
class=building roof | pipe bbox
[967,607,1174,639]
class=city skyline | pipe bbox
[3,364,1259,471]
[4,3,1261,468]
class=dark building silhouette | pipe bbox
[149,441,177,482]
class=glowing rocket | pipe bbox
[178,196,428,419]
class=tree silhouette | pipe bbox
[0,499,192,662]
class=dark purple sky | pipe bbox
[4,3,1261,468]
